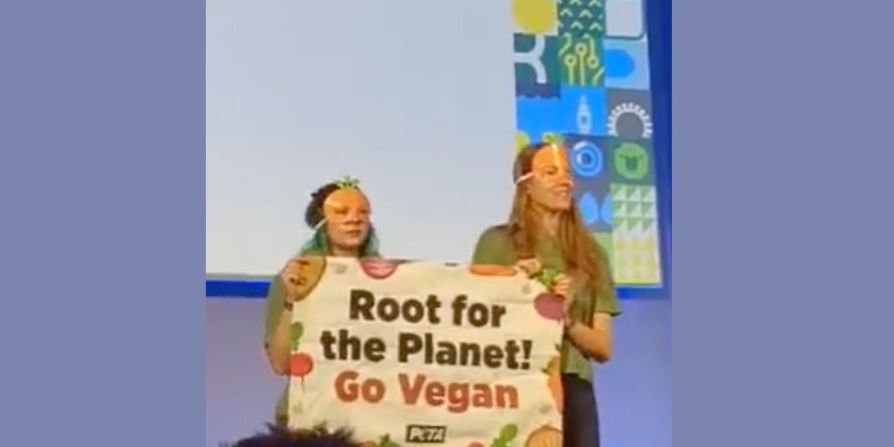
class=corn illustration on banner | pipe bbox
[287,257,565,447]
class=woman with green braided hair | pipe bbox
[263,177,381,426]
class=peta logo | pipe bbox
[405,425,446,444]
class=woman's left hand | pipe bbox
[551,273,575,311]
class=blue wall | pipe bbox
[647,0,672,300]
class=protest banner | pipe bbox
[286,257,564,447]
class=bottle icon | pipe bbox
[577,95,592,134]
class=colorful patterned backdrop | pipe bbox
[511,0,662,286]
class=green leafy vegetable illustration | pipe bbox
[534,268,561,287]
[290,322,304,351]
[490,423,518,447]
[377,434,401,447]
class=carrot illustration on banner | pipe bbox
[285,260,563,445]
[468,264,519,277]
[542,345,563,413]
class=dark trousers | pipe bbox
[562,374,600,447]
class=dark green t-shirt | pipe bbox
[471,226,621,383]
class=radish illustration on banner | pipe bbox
[287,257,564,447]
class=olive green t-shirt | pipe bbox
[471,225,621,383]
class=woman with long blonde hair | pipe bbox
[471,142,621,447]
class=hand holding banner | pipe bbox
[287,257,564,447]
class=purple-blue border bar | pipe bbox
[205,280,667,300]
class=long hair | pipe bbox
[299,182,380,257]
[508,142,610,293]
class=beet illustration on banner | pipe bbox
[286,259,563,444]
[532,268,565,322]
[359,259,400,279]
[289,352,314,390]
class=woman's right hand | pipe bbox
[514,258,543,277]
[280,258,308,303]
